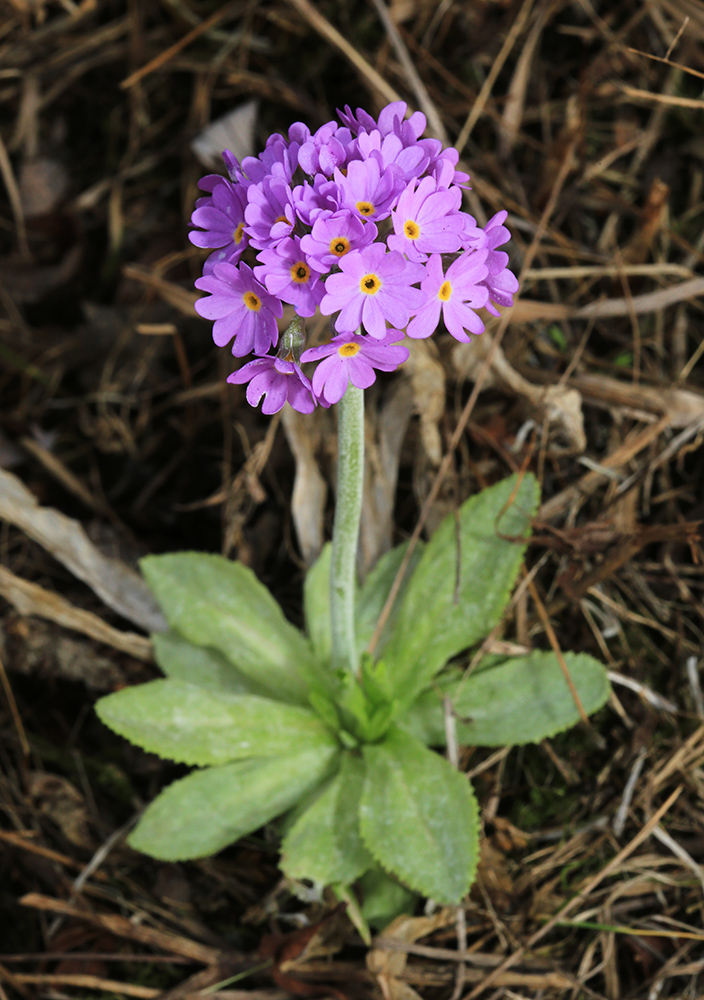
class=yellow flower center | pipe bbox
[243,291,262,311]
[330,236,351,257]
[338,342,361,358]
[438,280,452,301]
[233,222,245,244]
[404,219,420,240]
[291,261,311,284]
[274,215,289,225]
[360,273,381,295]
[356,200,375,217]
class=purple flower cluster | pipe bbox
[191,102,518,414]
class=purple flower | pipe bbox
[298,121,353,176]
[387,176,464,262]
[293,173,341,225]
[254,236,324,317]
[244,177,296,250]
[228,355,315,414]
[479,211,519,315]
[302,329,409,406]
[407,252,489,342]
[301,211,377,273]
[354,130,428,182]
[376,101,427,144]
[429,145,470,188]
[234,134,299,188]
[320,243,426,339]
[333,158,403,224]
[194,261,282,357]
[189,179,249,269]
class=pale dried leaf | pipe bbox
[19,156,69,217]
[402,339,445,465]
[0,468,166,633]
[191,100,258,169]
[0,565,152,660]
[368,909,457,995]
[360,380,414,576]
[280,405,329,567]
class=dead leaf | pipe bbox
[27,773,92,850]
[0,565,153,660]
[0,468,166,634]
[360,379,414,575]
[191,100,258,170]
[19,156,69,217]
[280,405,330,567]
[368,908,457,1000]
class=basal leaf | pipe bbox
[141,552,317,704]
[96,680,338,766]
[355,541,424,657]
[282,751,372,884]
[403,652,610,747]
[128,745,339,861]
[152,631,266,695]
[304,543,332,662]
[382,474,539,711]
[360,727,479,905]
[358,866,417,929]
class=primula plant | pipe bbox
[96,101,610,924]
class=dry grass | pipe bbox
[1,1,704,998]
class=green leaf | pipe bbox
[304,544,333,662]
[358,867,417,929]
[382,474,539,711]
[359,728,479,905]
[96,680,338,766]
[403,652,611,747]
[282,752,372,884]
[355,541,424,657]
[129,745,339,861]
[141,552,317,704]
[152,631,265,695]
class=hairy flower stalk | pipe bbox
[330,376,364,676]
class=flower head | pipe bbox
[320,243,426,338]
[190,100,517,412]
[301,329,409,406]
[194,261,282,356]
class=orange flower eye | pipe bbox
[291,261,310,284]
[338,342,361,357]
[330,237,350,257]
[360,273,381,295]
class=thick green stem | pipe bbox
[331,381,364,676]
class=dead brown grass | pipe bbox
[1,1,704,998]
